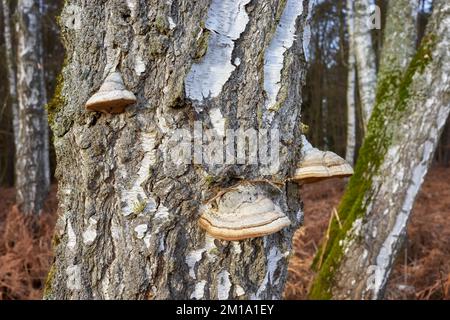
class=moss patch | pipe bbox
[43,264,56,298]
[149,35,169,57]
[154,15,170,35]
[133,201,147,214]
[45,73,66,128]
[269,82,288,112]
[192,29,210,60]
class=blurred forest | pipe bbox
[0,0,449,300]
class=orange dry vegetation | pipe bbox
[0,168,449,300]
[0,187,57,300]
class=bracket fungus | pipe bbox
[293,136,354,184]
[85,72,136,114]
[199,185,291,241]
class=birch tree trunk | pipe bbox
[38,0,50,188]
[15,0,50,215]
[346,0,378,162]
[345,0,356,165]
[45,0,310,300]
[309,0,450,300]
[2,0,19,150]
[353,0,377,130]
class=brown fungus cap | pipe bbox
[292,135,354,184]
[85,72,136,114]
[199,185,291,241]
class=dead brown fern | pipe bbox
[0,188,57,300]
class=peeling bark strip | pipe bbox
[46,0,309,299]
[185,0,251,103]
[264,0,303,112]
[15,0,50,215]
[310,0,449,300]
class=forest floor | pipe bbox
[0,167,449,300]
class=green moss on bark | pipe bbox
[45,73,65,128]
[275,0,288,24]
[43,264,56,298]
[192,29,210,60]
[308,34,436,299]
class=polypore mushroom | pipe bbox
[293,135,354,184]
[199,186,291,241]
[85,72,136,114]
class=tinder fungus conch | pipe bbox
[293,135,354,184]
[199,185,291,241]
[85,72,136,114]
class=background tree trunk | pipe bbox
[15,0,50,214]
[38,0,50,188]
[309,0,449,300]
[45,0,309,300]
[353,0,377,130]
[345,0,356,165]
[2,0,19,150]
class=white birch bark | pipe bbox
[2,0,19,149]
[353,0,377,129]
[15,0,50,214]
[345,0,357,165]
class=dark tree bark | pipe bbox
[15,0,50,214]
[2,0,19,149]
[45,0,311,299]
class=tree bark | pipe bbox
[15,0,50,215]
[345,0,356,165]
[353,0,377,130]
[45,0,309,300]
[2,0,19,151]
[310,0,449,300]
[38,0,50,189]
[378,0,418,75]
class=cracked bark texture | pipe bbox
[16,0,50,214]
[310,0,450,300]
[45,0,309,300]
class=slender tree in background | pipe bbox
[310,0,450,299]
[353,0,377,130]
[45,0,311,299]
[345,0,378,163]
[345,0,356,165]
[15,0,50,214]
[38,0,47,107]
[2,0,19,149]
